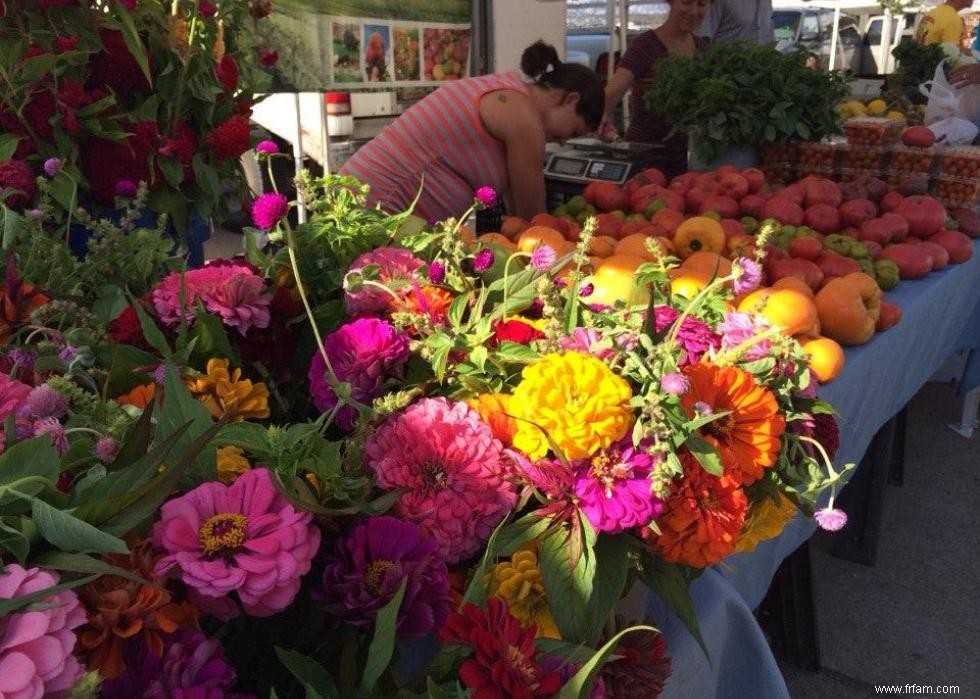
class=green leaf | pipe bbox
[274,647,339,699]
[0,517,32,564]
[362,578,407,694]
[129,295,173,358]
[115,8,153,88]
[91,285,130,325]
[157,363,217,488]
[31,499,129,554]
[20,52,59,82]
[556,625,659,699]
[0,133,19,161]
[0,438,60,493]
[0,575,97,617]
[492,341,541,364]
[2,205,24,250]
[685,434,724,476]
[189,301,239,365]
[638,554,709,659]
[215,421,270,453]
[34,551,153,587]
[158,156,184,189]
[47,171,77,212]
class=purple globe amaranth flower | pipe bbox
[255,139,278,155]
[474,186,497,208]
[198,0,217,17]
[428,261,446,285]
[472,248,494,273]
[717,311,772,361]
[660,372,689,395]
[732,257,762,295]
[251,192,289,230]
[43,157,62,177]
[307,318,410,430]
[27,208,44,220]
[317,516,452,638]
[94,436,119,464]
[17,384,69,419]
[531,244,557,272]
[580,282,594,297]
[814,506,847,532]
[33,417,68,456]
[100,630,250,699]
[115,179,137,198]
[572,437,664,534]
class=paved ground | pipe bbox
[202,233,980,698]
[782,381,980,698]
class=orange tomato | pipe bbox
[799,335,845,383]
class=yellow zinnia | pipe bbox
[734,492,798,554]
[184,358,270,422]
[216,446,251,484]
[510,352,633,460]
[488,548,560,639]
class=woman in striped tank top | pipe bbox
[341,42,605,222]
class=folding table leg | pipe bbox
[831,416,897,567]
[888,406,907,486]
[757,540,821,671]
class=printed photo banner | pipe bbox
[262,0,472,91]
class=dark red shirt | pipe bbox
[618,30,709,174]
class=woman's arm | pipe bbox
[604,66,635,121]
[950,62,980,88]
[480,90,547,219]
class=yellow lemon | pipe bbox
[866,99,888,116]
[844,100,867,116]
[886,110,906,121]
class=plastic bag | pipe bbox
[928,117,979,146]
[920,59,980,126]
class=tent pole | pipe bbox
[880,8,893,75]
[293,93,306,224]
[829,6,841,71]
[619,0,629,132]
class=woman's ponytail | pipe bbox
[519,40,605,130]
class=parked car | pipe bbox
[859,13,918,76]
[772,7,863,73]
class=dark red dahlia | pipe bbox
[215,55,239,93]
[599,622,671,698]
[108,304,152,351]
[0,159,37,208]
[813,412,840,461]
[440,598,562,699]
[206,114,251,159]
[490,318,544,347]
[89,29,151,96]
[258,48,279,67]
[158,121,197,182]
[53,35,77,53]
[80,121,159,205]
[239,286,302,369]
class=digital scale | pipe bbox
[543,138,663,210]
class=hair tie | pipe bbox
[543,63,556,74]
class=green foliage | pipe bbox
[647,41,849,162]
[889,42,946,105]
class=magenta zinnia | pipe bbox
[152,468,321,617]
[364,398,517,564]
[317,516,451,638]
[344,247,425,317]
[654,305,721,366]
[151,265,272,335]
[307,317,410,430]
[573,437,664,534]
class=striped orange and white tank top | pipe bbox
[340,71,529,223]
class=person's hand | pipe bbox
[596,118,620,142]
[950,62,980,88]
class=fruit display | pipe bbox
[393,28,420,81]
[423,28,470,81]
[842,117,904,146]
[837,98,908,122]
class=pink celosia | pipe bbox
[152,468,321,617]
[364,398,517,563]
[0,564,86,699]
[151,266,272,335]
[0,373,32,422]
[344,247,425,318]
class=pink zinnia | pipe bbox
[251,193,288,230]
[151,266,272,335]
[0,373,32,422]
[364,398,518,563]
[0,564,86,699]
[572,437,664,534]
[344,247,425,318]
[654,305,721,367]
[152,468,321,617]
[717,311,772,361]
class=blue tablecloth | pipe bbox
[655,241,980,698]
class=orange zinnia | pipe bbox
[681,362,785,486]
[467,393,517,446]
[646,450,747,568]
[116,383,155,409]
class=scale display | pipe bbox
[544,154,632,185]
[550,156,588,177]
[588,161,627,182]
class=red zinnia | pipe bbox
[490,318,544,347]
[206,114,251,159]
[440,598,562,699]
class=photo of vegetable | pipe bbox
[332,21,362,83]
[394,27,421,81]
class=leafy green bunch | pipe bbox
[646,40,849,163]
[888,41,945,105]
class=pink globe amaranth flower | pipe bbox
[16,384,68,419]
[814,506,847,532]
[33,417,68,456]
[151,266,272,335]
[307,318,410,430]
[94,436,119,464]
[654,305,721,367]
[717,311,772,361]
[345,247,425,318]
[0,564,86,699]
[152,468,321,617]
[317,516,451,639]
[0,373,32,422]
[660,372,689,395]
[531,244,557,272]
[472,248,494,273]
[474,186,497,208]
[364,398,518,564]
[572,437,664,534]
[42,157,62,177]
[559,327,637,361]
[198,0,217,17]
[251,192,288,230]
[428,261,446,285]
[254,140,278,155]
[115,179,137,198]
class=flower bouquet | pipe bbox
[0,172,851,698]
[0,0,276,264]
